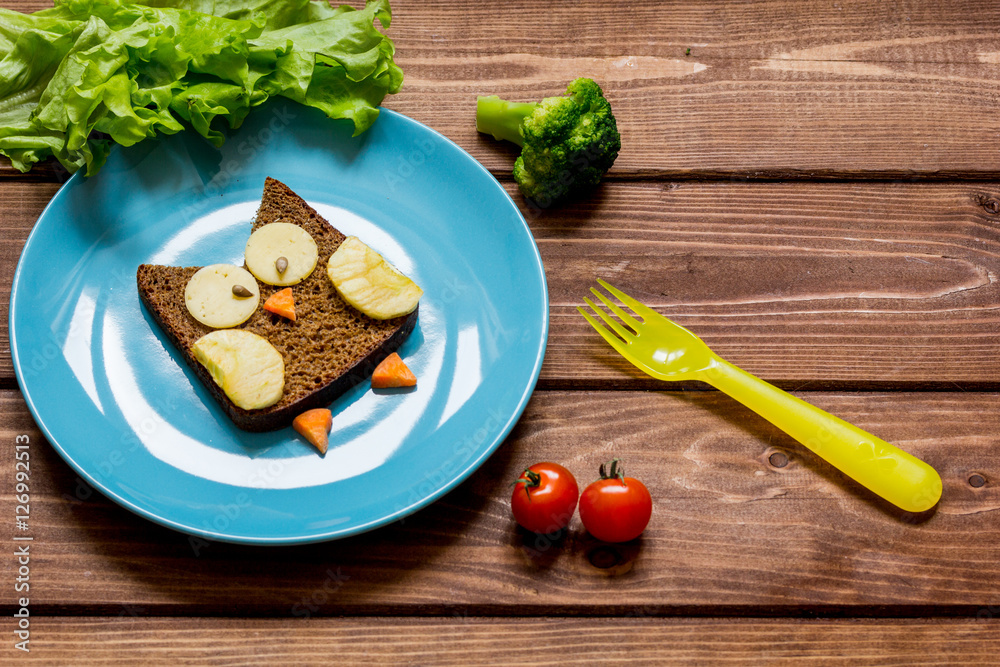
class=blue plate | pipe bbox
[9,100,548,544]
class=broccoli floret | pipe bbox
[476,78,620,206]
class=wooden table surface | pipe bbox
[3,0,1000,663]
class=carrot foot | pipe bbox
[293,408,332,454]
[371,352,416,389]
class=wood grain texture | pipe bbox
[536,181,1000,389]
[2,389,998,614]
[1,0,998,659]
[2,0,1000,179]
[8,617,1000,665]
[0,183,60,385]
[3,182,999,389]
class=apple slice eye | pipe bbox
[184,264,260,328]
[245,223,319,286]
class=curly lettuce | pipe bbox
[0,0,403,175]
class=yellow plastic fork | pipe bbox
[579,279,942,513]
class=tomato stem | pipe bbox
[512,468,542,502]
[599,458,626,484]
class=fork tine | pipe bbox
[577,306,631,355]
[582,297,635,342]
[596,279,662,321]
[590,287,642,332]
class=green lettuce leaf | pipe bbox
[0,0,402,175]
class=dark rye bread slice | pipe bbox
[136,177,418,432]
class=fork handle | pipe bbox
[703,359,942,513]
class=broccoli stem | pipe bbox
[475,96,538,147]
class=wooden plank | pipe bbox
[386,0,1000,176]
[537,181,1000,390]
[392,61,1000,179]
[3,389,998,613]
[3,181,999,389]
[2,0,1000,179]
[0,183,60,385]
[9,617,1000,665]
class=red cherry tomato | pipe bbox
[579,459,652,543]
[510,462,579,534]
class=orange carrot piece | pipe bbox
[293,408,332,455]
[371,352,417,389]
[263,287,296,321]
